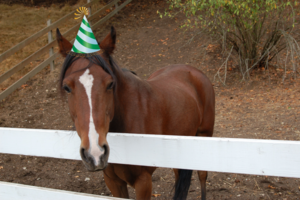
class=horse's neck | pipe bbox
[109,71,150,133]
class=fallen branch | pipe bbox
[214,46,233,85]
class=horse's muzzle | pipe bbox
[80,145,109,171]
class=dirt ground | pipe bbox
[1,0,300,199]
[0,0,78,7]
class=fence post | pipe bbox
[87,0,91,17]
[47,19,54,71]
[115,1,119,14]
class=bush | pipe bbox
[162,0,300,82]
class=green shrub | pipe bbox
[162,0,300,82]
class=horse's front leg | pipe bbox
[134,171,153,200]
[103,165,129,198]
[198,170,208,200]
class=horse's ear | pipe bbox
[56,28,73,57]
[100,26,116,55]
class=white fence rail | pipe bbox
[1,128,300,177]
[0,181,124,200]
[1,127,300,199]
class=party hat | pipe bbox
[70,7,100,56]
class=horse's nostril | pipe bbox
[103,144,108,156]
[81,148,94,164]
[80,148,87,160]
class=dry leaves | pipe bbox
[21,84,28,89]
[152,194,161,197]
[158,39,168,45]
[206,44,219,52]
[268,185,276,189]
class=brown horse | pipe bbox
[57,27,215,200]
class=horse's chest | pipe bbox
[111,164,155,187]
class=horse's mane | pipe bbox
[59,53,118,96]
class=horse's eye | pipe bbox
[107,82,114,90]
[63,85,72,93]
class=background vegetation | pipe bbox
[162,0,300,83]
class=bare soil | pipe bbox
[1,0,300,199]
[0,0,78,7]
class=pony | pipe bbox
[56,26,215,200]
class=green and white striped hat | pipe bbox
[70,8,100,55]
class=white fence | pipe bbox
[0,181,124,200]
[1,127,300,199]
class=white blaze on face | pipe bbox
[79,69,104,166]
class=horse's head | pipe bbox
[56,27,116,171]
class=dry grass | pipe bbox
[0,0,106,90]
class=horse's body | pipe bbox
[57,27,215,200]
[111,64,214,136]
